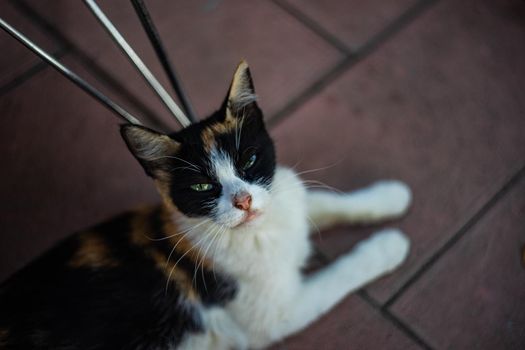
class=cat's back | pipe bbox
[0,206,208,349]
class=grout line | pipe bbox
[0,48,67,96]
[358,290,434,350]
[352,0,440,58]
[271,0,352,55]
[267,0,440,129]
[10,0,171,132]
[267,57,353,129]
[384,164,525,308]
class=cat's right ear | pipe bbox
[120,124,180,179]
[221,60,262,121]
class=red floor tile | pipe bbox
[0,1,60,88]
[1,0,525,347]
[270,296,421,350]
[390,175,525,349]
[23,0,342,126]
[0,66,159,281]
[272,0,525,304]
[282,0,417,50]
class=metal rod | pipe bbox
[0,16,142,126]
[84,0,191,127]
[130,0,197,122]
[11,0,170,131]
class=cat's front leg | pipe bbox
[276,229,410,339]
[307,180,412,230]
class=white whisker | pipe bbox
[146,218,210,241]
[165,222,206,268]
[212,225,227,277]
[149,155,201,171]
[192,224,221,291]
[169,166,202,174]
[198,224,224,290]
[236,113,246,152]
[294,159,344,177]
[165,227,212,294]
[306,214,322,242]
[301,180,344,194]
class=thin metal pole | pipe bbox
[130,0,197,122]
[83,0,191,128]
[0,16,142,126]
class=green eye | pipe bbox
[190,183,213,192]
[243,154,257,170]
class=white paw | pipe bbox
[358,229,410,273]
[363,180,412,220]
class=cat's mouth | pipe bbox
[237,210,262,227]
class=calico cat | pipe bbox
[0,61,411,350]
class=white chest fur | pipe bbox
[179,167,310,349]
[223,167,311,346]
[178,166,412,350]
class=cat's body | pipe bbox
[0,206,221,349]
[0,62,411,349]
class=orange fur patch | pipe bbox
[149,249,198,301]
[68,233,119,269]
[0,328,8,347]
[129,206,157,246]
[154,180,178,214]
[200,117,239,153]
[127,205,208,300]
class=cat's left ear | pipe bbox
[120,124,180,179]
[223,60,261,119]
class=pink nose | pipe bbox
[233,192,252,211]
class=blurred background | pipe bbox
[1,0,524,349]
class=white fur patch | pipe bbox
[173,168,411,349]
[231,91,257,110]
[209,149,270,228]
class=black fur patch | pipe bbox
[0,209,237,349]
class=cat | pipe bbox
[0,61,411,350]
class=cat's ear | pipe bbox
[223,60,261,119]
[120,124,180,179]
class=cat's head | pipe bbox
[121,61,276,228]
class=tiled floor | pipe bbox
[1,0,524,349]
